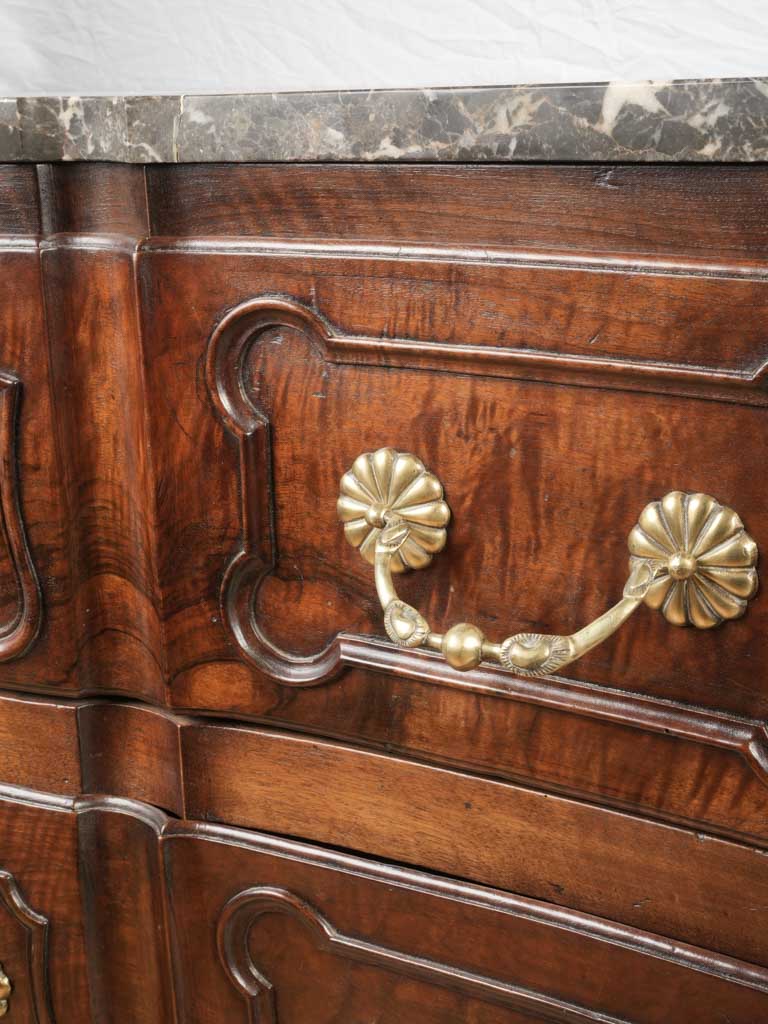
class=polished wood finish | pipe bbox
[146,163,768,260]
[0,158,766,1019]
[77,798,176,1023]
[0,692,80,793]
[0,790,91,1022]
[168,821,768,1024]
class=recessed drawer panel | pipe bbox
[164,820,768,1024]
[139,239,768,843]
[179,722,768,972]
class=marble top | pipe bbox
[1,78,766,164]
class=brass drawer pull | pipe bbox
[0,963,11,1016]
[338,448,759,676]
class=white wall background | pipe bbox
[0,0,766,96]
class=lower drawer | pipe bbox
[180,723,768,970]
[163,821,768,1024]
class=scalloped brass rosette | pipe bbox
[628,491,758,629]
[338,450,759,677]
[337,448,450,573]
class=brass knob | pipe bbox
[0,962,11,1016]
[339,449,759,677]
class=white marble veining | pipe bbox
[1,79,766,164]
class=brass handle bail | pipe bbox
[338,448,759,676]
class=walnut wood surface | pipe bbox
[182,720,768,968]
[168,811,768,1024]
[145,163,768,262]
[0,242,73,692]
[0,692,80,793]
[43,243,166,701]
[4,693,768,974]
[0,159,767,1019]
[0,164,39,235]
[77,798,176,1023]
[0,790,91,1022]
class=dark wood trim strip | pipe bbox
[339,634,768,789]
[0,373,43,661]
[183,814,768,998]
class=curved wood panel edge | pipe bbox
[3,685,768,849]
[0,867,55,1024]
[0,373,42,660]
[205,296,768,805]
[206,299,344,687]
[216,884,629,1024]
[23,791,767,1006]
[206,295,768,687]
[4,784,768,1007]
[201,824,768,1003]
[339,635,768,792]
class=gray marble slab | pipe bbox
[1,78,766,163]
[0,98,21,161]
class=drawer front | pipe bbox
[136,162,768,844]
[164,819,768,1024]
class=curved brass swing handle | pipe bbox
[338,449,759,677]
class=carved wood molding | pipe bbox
[205,296,768,807]
[0,868,54,1024]
[339,635,768,791]
[174,241,768,405]
[0,373,42,660]
[216,885,631,1024]
[206,298,344,688]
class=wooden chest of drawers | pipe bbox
[0,152,766,1022]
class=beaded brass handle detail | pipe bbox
[338,448,759,675]
[0,963,11,1017]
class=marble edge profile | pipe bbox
[0,78,766,164]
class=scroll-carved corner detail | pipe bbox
[0,868,55,1023]
[0,373,42,661]
[206,297,333,437]
[216,885,641,1024]
[206,298,343,687]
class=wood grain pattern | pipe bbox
[0,164,163,699]
[217,885,635,1023]
[166,816,768,1024]
[0,241,74,694]
[77,702,184,815]
[0,867,54,1023]
[0,165,40,236]
[77,797,177,1024]
[37,163,148,237]
[41,243,165,701]
[181,721,768,968]
[152,244,768,405]
[197,293,768,695]
[145,163,768,262]
[179,646,768,845]
[0,692,80,794]
[0,373,42,659]
[2,158,768,1019]
[141,263,768,707]
[141,269,768,842]
[0,789,91,1022]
